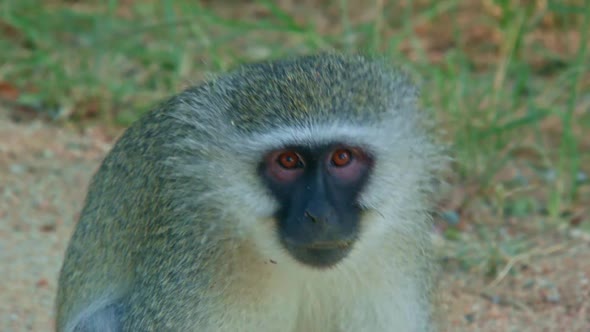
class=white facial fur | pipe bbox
[163,83,442,331]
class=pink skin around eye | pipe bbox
[267,151,305,183]
[327,148,369,182]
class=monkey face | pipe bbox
[259,143,374,268]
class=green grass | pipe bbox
[1,0,589,274]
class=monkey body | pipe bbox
[56,54,443,331]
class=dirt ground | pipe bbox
[1,110,589,332]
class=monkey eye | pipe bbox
[327,147,371,182]
[330,149,353,167]
[277,151,304,170]
[266,150,305,183]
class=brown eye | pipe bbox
[277,151,303,169]
[331,149,352,167]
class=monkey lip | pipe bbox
[303,240,353,250]
[282,237,356,268]
[282,236,355,250]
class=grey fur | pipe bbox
[56,53,446,332]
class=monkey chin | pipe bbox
[283,240,356,269]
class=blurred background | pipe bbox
[0,0,589,331]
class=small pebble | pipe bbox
[42,149,54,158]
[543,169,556,182]
[522,279,535,289]
[440,210,460,226]
[9,164,27,174]
[490,295,501,304]
[39,223,56,233]
[544,287,561,303]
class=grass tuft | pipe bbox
[1,0,588,276]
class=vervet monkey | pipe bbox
[56,53,445,332]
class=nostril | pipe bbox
[304,211,327,224]
[304,210,319,223]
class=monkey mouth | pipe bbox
[282,238,356,268]
[304,240,353,250]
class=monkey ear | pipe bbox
[69,301,124,332]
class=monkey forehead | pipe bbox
[209,54,419,133]
[232,122,382,156]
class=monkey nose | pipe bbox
[304,210,331,226]
[304,210,320,223]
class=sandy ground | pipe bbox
[1,110,589,331]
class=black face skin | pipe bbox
[260,143,373,268]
